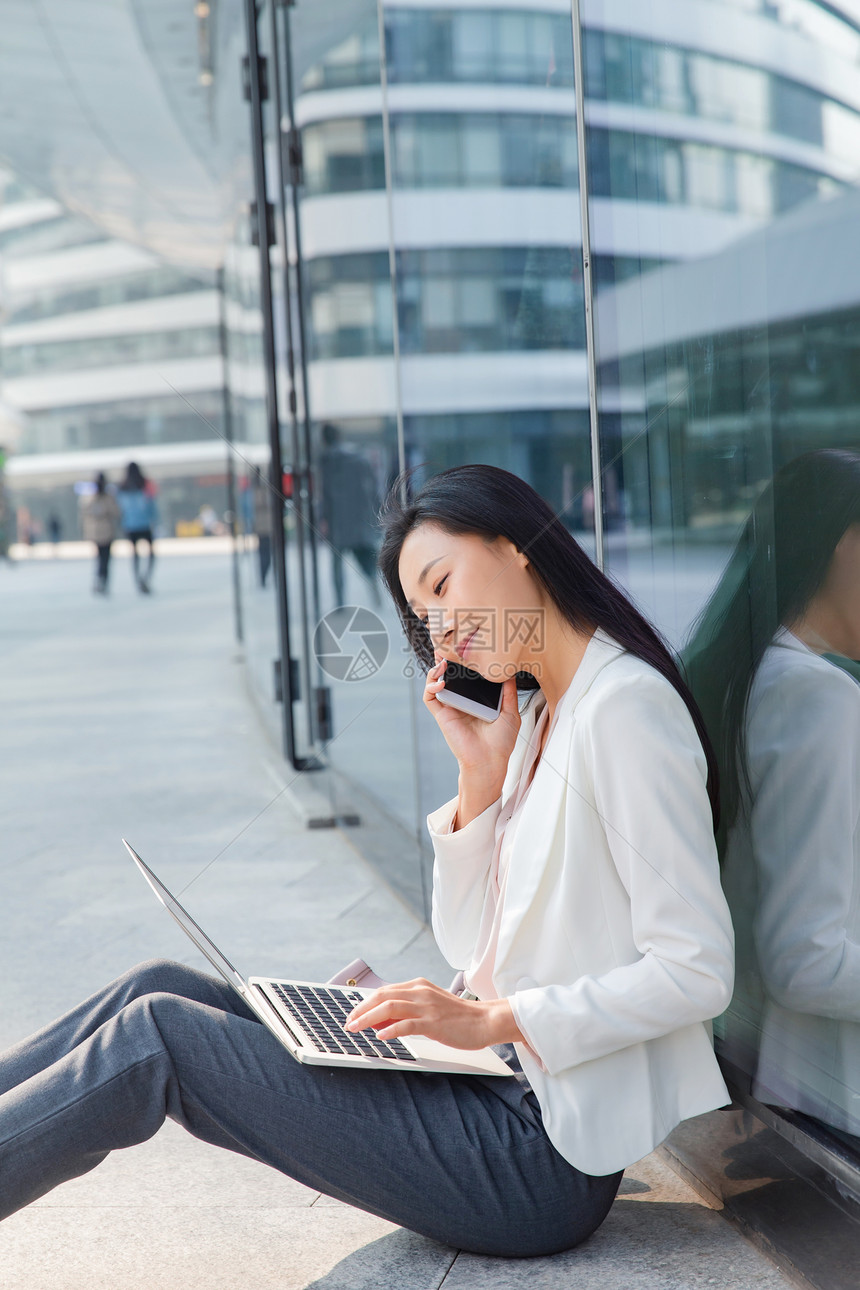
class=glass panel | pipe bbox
[584,0,860,1157]
[382,0,589,894]
[286,0,426,908]
[452,12,492,81]
[224,0,302,758]
[224,226,279,747]
[279,1,591,911]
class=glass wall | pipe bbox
[226,0,593,908]
[233,4,860,1154]
[290,0,587,906]
[282,0,415,882]
[583,0,860,1166]
[217,3,295,758]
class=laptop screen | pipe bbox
[123,839,248,996]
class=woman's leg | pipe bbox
[0,959,260,1219]
[94,543,109,592]
[0,959,248,1097]
[0,961,621,1253]
[127,532,141,583]
[143,529,155,582]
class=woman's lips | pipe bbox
[457,629,477,660]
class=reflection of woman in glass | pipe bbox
[0,466,733,1256]
[685,449,860,1137]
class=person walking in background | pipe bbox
[318,424,380,607]
[252,474,272,588]
[82,473,121,595]
[118,462,158,594]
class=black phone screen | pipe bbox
[440,662,504,708]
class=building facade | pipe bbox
[0,171,240,539]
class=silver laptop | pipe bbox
[123,840,512,1077]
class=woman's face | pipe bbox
[398,522,548,682]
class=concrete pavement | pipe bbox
[0,547,796,1288]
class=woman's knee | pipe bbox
[114,958,209,1005]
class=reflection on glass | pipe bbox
[250,475,273,590]
[224,217,280,747]
[287,0,590,868]
[303,113,578,195]
[278,0,860,941]
[6,266,210,325]
[285,0,422,858]
[685,450,860,1139]
[304,110,844,210]
[307,247,599,359]
[584,26,860,160]
[300,7,574,92]
[3,327,220,379]
[316,423,382,608]
[583,0,860,1166]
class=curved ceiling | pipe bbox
[0,0,245,267]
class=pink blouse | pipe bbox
[464,698,551,1004]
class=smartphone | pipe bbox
[435,661,504,722]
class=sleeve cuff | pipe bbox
[509,993,547,1071]
[427,793,503,853]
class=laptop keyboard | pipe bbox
[269,982,417,1063]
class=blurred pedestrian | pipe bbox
[47,514,62,548]
[118,462,158,594]
[198,504,219,536]
[252,475,272,587]
[82,473,121,595]
[318,424,380,606]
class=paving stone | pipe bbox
[442,1201,792,1290]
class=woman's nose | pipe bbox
[427,612,454,648]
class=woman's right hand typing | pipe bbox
[424,654,521,828]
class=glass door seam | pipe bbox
[571,0,605,570]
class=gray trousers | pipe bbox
[0,960,621,1256]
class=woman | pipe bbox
[0,465,733,1255]
[81,472,121,595]
[684,450,860,1137]
[118,461,158,594]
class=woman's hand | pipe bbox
[344,978,524,1050]
[424,654,521,794]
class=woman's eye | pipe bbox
[433,574,448,597]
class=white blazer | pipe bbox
[428,630,734,1176]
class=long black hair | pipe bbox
[684,448,860,842]
[378,464,720,831]
[122,461,146,492]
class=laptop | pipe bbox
[123,840,512,1077]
